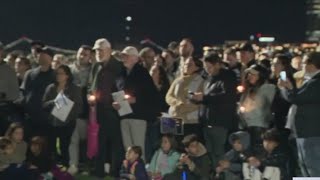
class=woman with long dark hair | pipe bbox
[270,54,296,129]
[239,64,276,148]
[150,64,170,112]
[42,65,82,166]
[166,56,204,143]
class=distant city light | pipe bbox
[259,37,275,42]
[125,36,131,41]
[126,16,132,22]
[125,26,130,30]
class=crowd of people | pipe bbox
[0,37,320,180]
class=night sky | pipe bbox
[0,0,306,50]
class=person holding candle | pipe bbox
[87,38,124,178]
[112,46,160,161]
[238,64,275,149]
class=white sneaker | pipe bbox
[104,163,110,173]
[67,165,78,175]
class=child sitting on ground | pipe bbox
[0,137,14,171]
[0,137,33,179]
[5,122,27,164]
[26,136,54,178]
[214,131,252,180]
[243,128,288,180]
[164,134,211,180]
[148,134,180,179]
[120,146,148,180]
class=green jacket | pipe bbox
[148,149,180,177]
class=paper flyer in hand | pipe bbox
[51,91,74,122]
[112,90,132,116]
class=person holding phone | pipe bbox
[166,56,204,144]
[278,52,320,177]
[270,54,296,130]
[190,53,238,168]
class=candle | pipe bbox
[89,95,96,101]
[124,94,130,99]
[239,106,246,113]
[237,85,245,93]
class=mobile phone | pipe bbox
[280,71,287,81]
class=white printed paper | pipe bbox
[51,91,74,122]
[112,91,132,116]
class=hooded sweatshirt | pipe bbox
[224,131,252,175]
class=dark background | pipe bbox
[0,0,307,50]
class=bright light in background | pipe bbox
[259,37,275,42]
[126,16,132,22]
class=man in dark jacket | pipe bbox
[20,47,55,138]
[112,46,160,161]
[280,52,320,177]
[88,38,124,178]
[191,53,238,168]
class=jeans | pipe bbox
[48,123,75,166]
[203,125,228,167]
[296,137,320,177]
[121,119,147,160]
[69,118,88,166]
[145,121,160,163]
[94,107,123,178]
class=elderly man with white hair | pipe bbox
[112,46,160,161]
[88,38,124,178]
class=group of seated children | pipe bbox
[120,129,288,180]
[214,129,288,180]
[0,122,73,180]
[0,122,289,180]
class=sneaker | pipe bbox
[80,171,89,176]
[104,163,110,173]
[68,165,78,175]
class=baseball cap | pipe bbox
[93,38,111,50]
[31,40,45,48]
[120,46,139,57]
[36,46,54,58]
[237,42,255,53]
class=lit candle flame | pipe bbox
[124,94,130,99]
[239,106,246,113]
[89,95,96,101]
[237,85,245,93]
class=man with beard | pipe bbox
[88,38,123,178]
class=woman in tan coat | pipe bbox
[166,56,204,141]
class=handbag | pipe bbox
[86,106,100,159]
